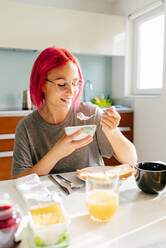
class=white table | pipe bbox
[1,173,166,248]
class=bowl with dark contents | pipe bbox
[135,161,166,194]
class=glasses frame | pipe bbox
[45,78,82,90]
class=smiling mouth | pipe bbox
[61,98,73,103]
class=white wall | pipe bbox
[111,57,125,99]
[111,57,133,106]
[112,0,166,163]
[133,96,166,162]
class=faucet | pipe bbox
[83,80,93,102]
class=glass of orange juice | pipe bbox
[86,174,119,222]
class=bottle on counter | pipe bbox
[0,194,21,248]
[22,90,32,110]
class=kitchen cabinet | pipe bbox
[0,110,133,180]
[80,13,126,55]
[0,1,126,55]
[0,113,30,181]
[0,157,13,181]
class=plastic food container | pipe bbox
[28,202,70,247]
[15,174,71,247]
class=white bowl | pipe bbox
[64,125,96,140]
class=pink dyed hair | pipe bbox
[30,47,83,109]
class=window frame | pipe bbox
[125,1,165,96]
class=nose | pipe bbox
[66,84,74,94]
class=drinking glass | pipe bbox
[86,174,119,222]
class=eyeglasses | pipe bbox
[45,78,82,91]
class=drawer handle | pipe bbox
[0,134,15,140]
[118,127,131,132]
[0,151,13,157]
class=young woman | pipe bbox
[12,47,137,178]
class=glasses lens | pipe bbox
[46,78,82,91]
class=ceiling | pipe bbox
[105,0,118,2]
[9,0,119,6]
[9,0,119,15]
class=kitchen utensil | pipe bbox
[22,90,32,110]
[56,175,82,189]
[77,109,106,121]
[83,80,93,102]
[48,175,70,195]
[76,112,94,120]
[135,161,166,194]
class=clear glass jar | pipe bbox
[0,196,21,248]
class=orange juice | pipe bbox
[86,191,119,222]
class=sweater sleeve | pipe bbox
[11,120,34,176]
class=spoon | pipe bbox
[77,112,94,120]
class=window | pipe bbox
[126,1,165,96]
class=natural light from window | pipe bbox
[138,14,164,89]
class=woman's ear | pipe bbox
[42,92,45,99]
[40,83,46,100]
[41,82,46,94]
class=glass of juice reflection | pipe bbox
[86,174,119,222]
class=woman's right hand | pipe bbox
[53,130,93,160]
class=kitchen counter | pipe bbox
[0,110,33,116]
[0,105,133,116]
[0,174,166,248]
[103,105,133,113]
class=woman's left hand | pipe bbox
[101,107,121,133]
[100,107,137,166]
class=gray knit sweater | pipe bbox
[12,102,113,175]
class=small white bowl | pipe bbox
[64,125,96,140]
